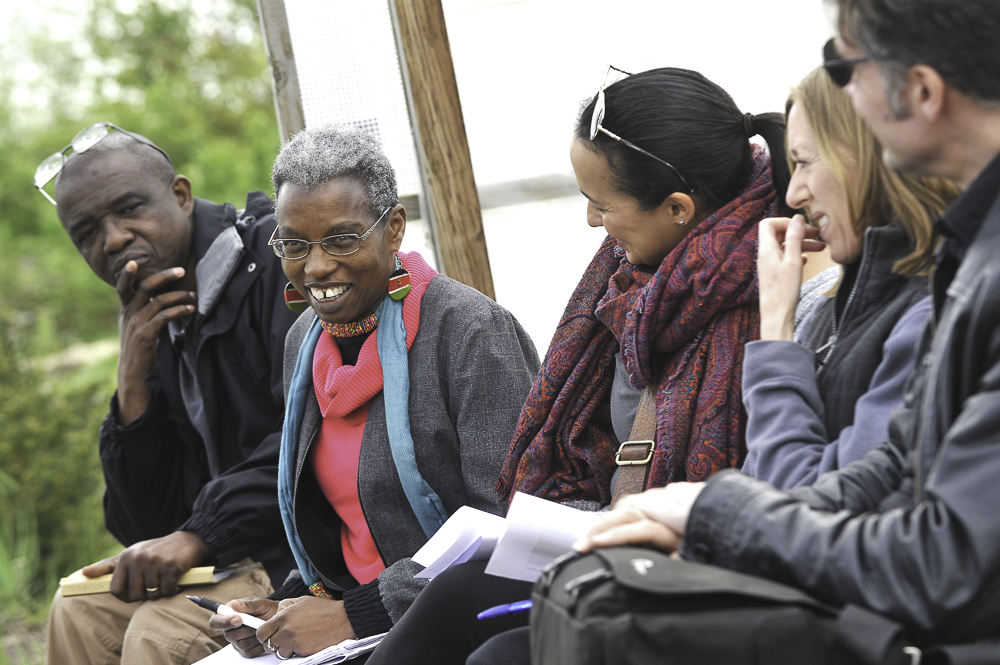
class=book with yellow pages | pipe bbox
[59,566,238,597]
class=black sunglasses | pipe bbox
[823,38,869,87]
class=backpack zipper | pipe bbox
[564,567,614,613]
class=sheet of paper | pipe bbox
[484,492,602,582]
[195,634,385,664]
[412,505,507,579]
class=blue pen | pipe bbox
[477,600,533,620]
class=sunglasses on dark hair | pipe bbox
[589,65,694,193]
[822,38,869,87]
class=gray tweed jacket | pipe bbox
[282,275,539,632]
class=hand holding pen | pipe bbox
[188,595,268,629]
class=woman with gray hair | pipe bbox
[209,124,540,659]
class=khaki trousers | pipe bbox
[46,563,272,665]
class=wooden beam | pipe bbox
[388,0,495,299]
[256,0,305,142]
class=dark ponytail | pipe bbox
[748,111,792,215]
[575,68,790,216]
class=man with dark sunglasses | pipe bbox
[569,0,1000,657]
[42,126,299,665]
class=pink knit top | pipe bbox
[309,252,437,584]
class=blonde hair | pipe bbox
[787,68,959,276]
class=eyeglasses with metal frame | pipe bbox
[268,206,393,259]
[822,38,870,88]
[33,122,173,205]
[589,65,694,193]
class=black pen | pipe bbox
[186,595,266,629]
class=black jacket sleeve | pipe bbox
[175,204,300,566]
[680,333,1000,641]
[99,383,203,545]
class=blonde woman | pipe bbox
[743,67,959,489]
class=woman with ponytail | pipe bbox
[367,66,789,665]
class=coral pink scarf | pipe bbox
[309,251,437,583]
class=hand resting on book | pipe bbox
[81,530,212,602]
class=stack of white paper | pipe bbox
[412,493,602,583]
[412,506,507,579]
[483,493,602,582]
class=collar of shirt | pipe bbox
[938,150,1000,263]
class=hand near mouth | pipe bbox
[758,215,825,341]
[115,262,197,426]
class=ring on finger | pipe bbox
[145,587,159,593]
[274,649,292,661]
[266,638,277,652]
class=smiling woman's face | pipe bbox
[785,103,861,265]
[275,177,404,325]
[569,138,690,267]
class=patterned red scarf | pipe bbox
[498,147,773,504]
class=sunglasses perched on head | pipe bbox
[822,38,869,87]
[589,65,693,193]
[33,122,172,205]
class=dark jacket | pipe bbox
[681,152,1000,643]
[99,192,298,581]
[278,276,539,638]
[803,221,929,438]
[742,221,930,488]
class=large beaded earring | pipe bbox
[388,253,411,301]
[283,282,309,312]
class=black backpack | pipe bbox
[530,547,998,665]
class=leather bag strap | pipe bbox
[610,387,657,508]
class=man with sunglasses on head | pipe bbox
[40,124,299,665]
[566,0,1000,658]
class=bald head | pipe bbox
[55,132,176,201]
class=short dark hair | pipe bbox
[55,132,176,196]
[575,67,789,216]
[834,0,1000,104]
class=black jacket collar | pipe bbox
[939,151,1000,261]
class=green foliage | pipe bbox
[0,313,118,622]
[0,471,40,609]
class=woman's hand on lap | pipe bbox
[208,597,279,658]
[256,596,356,659]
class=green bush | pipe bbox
[0,314,118,622]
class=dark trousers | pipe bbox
[366,560,532,665]
[467,627,531,665]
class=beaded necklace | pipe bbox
[320,312,379,338]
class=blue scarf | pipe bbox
[278,295,448,586]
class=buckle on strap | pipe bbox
[903,647,922,665]
[615,440,655,466]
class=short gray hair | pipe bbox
[271,124,398,217]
